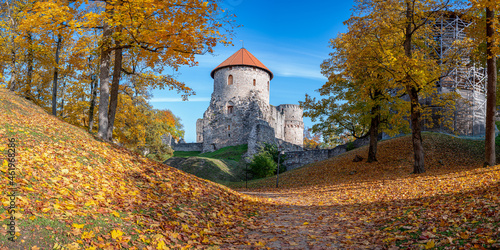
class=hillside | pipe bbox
[164,156,246,183]
[230,132,486,190]
[226,133,500,248]
[0,88,265,249]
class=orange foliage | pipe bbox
[0,88,266,249]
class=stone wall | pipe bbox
[172,143,203,152]
[284,137,371,171]
[196,64,304,154]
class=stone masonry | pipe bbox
[174,48,304,154]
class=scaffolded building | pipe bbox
[426,12,487,136]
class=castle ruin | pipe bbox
[175,48,304,154]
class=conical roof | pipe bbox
[210,48,273,79]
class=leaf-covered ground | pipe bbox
[1,86,500,249]
[0,88,268,249]
[228,133,500,249]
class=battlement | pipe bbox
[192,48,304,153]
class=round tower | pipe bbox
[210,48,273,105]
[279,104,304,147]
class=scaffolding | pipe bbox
[429,12,487,136]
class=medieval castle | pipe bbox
[172,48,304,154]
[170,13,488,169]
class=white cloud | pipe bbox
[150,97,211,103]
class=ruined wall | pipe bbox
[172,143,203,152]
[280,104,304,147]
[198,64,304,153]
[196,119,204,143]
[284,137,372,171]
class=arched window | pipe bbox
[228,75,233,85]
[253,79,256,86]
[227,106,233,114]
[227,125,231,130]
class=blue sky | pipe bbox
[151,0,355,142]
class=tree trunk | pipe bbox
[408,86,425,173]
[404,1,425,173]
[484,5,497,167]
[106,46,122,141]
[367,103,380,163]
[8,49,16,92]
[97,17,113,140]
[51,34,62,116]
[6,0,17,92]
[25,32,33,99]
[60,80,67,117]
[88,74,98,133]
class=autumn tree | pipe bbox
[466,0,499,166]
[303,127,322,150]
[303,14,410,161]
[91,0,235,141]
[346,0,467,172]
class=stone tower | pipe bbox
[196,48,304,153]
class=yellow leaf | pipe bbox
[157,240,169,250]
[84,200,96,207]
[64,242,80,250]
[111,211,120,218]
[81,231,95,239]
[303,222,309,225]
[29,216,36,220]
[72,223,84,229]
[24,187,35,192]
[110,229,123,239]
[425,240,435,249]
[255,241,265,246]
[31,246,40,250]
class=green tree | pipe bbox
[248,151,277,179]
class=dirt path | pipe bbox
[222,192,381,249]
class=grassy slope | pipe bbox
[172,144,248,162]
[0,88,264,249]
[164,157,246,183]
[168,144,248,183]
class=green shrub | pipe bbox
[248,152,277,179]
[346,142,355,151]
[148,144,174,162]
[260,143,287,173]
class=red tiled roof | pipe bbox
[210,48,273,79]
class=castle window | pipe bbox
[227,105,233,114]
[228,75,233,85]
[253,79,256,86]
[228,133,231,137]
[267,81,270,91]
[227,125,231,130]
